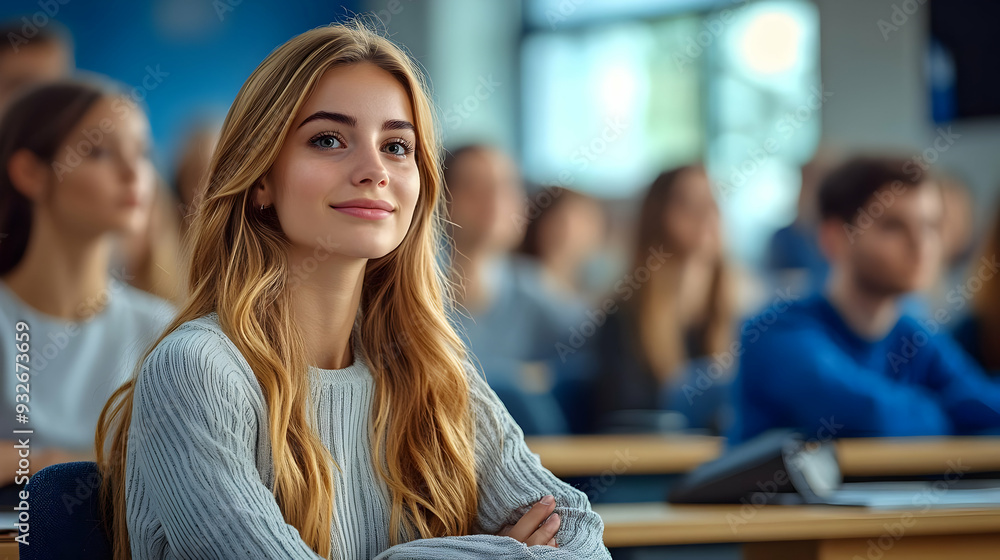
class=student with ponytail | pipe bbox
[96,21,610,560]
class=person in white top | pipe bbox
[0,78,175,489]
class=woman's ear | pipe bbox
[253,177,273,208]
[7,149,48,201]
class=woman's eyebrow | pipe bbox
[383,119,415,132]
[298,111,355,129]
[296,111,415,133]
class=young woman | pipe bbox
[96,22,610,560]
[591,164,735,433]
[517,186,607,300]
[0,79,174,487]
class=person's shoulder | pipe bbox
[741,289,821,333]
[461,357,504,416]
[139,312,259,398]
[893,308,958,347]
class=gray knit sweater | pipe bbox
[125,312,611,559]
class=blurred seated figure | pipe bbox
[173,122,220,236]
[765,150,839,296]
[444,145,582,435]
[922,173,977,310]
[119,122,221,304]
[590,165,735,435]
[0,19,73,108]
[515,186,611,432]
[119,174,184,303]
[730,156,1000,445]
[952,199,1000,376]
[517,185,608,301]
[0,80,175,494]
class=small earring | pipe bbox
[261,204,266,211]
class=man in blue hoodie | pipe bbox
[730,156,1000,444]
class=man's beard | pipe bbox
[851,253,912,298]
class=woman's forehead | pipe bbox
[295,63,416,130]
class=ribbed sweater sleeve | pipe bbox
[128,326,325,559]
[372,365,611,559]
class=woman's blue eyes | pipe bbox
[308,132,414,157]
[384,141,411,156]
[313,134,341,149]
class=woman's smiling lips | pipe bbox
[330,198,394,220]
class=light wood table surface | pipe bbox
[595,502,1000,559]
[525,435,1000,477]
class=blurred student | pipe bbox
[591,165,735,434]
[765,150,839,295]
[0,19,73,107]
[96,23,609,559]
[117,172,184,303]
[952,200,1000,375]
[730,157,1000,444]
[517,186,607,300]
[173,122,219,236]
[0,80,175,485]
[444,145,578,434]
[121,122,221,304]
[515,186,609,433]
[923,174,977,309]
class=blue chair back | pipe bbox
[19,461,112,559]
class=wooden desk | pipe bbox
[596,502,1000,559]
[835,437,1000,476]
[526,435,1000,478]
[0,538,15,560]
[524,434,722,477]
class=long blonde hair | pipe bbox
[96,21,478,559]
[632,165,733,381]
